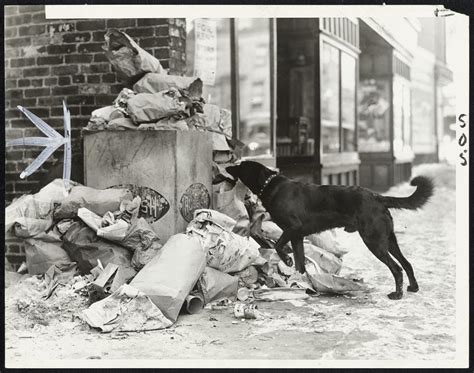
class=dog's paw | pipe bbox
[387,291,403,300]
[283,256,293,267]
[407,285,419,293]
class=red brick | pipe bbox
[124,27,154,38]
[37,55,64,65]
[5,109,21,118]
[23,67,49,77]
[18,5,44,13]
[80,105,98,116]
[6,89,23,100]
[75,19,106,31]
[32,12,46,23]
[65,54,93,64]
[62,32,92,43]
[17,79,30,88]
[6,79,18,89]
[24,88,51,98]
[38,79,53,89]
[106,19,137,28]
[78,42,105,54]
[8,98,37,109]
[67,96,95,105]
[138,37,168,49]
[47,43,77,55]
[7,128,24,138]
[15,181,40,192]
[72,75,85,84]
[53,65,78,75]
[154,47,170,60]
[87,75,100,84]
[5,37,31,48]
[58,76,71,86]
[156,25,170,37]
[5,14,32,27]
[137,19,168,27]
[5,5,19,16]
[19,24,46,36]
[80,63,109,74]
[4,27,18,39]
[101,73,116,84]
[52,86,79,96]
[6,68,23,79]
[92,31,106,42]
[93,54,109,63]
[10,58,36,68]
[31,79,43,87]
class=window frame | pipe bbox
[230,18,277,164]
[319,33,359,155]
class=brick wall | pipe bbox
[4,4,187,268]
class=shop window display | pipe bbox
[358,79,391,152]
[321,42,340,153]
[237,19,272,157]
[341,52,356,152]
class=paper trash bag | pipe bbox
[81,284,174,333]
[126,89,187,124]
[25,238,74,275]
[54,185,133,220]
[130,234,207,322]
[62,221,132,274]
[104,29,164,84]
[197,267,238,304]
[133,73,197,94]
[6,179,72,233]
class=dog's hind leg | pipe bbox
[360,234,404,300]
[388,232,419,293]
[290,237,306,273]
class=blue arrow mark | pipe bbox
[6,101,72,195]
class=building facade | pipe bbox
[4,9,453,266]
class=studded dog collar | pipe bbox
[257,173,278,198]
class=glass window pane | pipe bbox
[237,19,272,157]
[403,83,411,148]
[393,77,404,154]
[185,18,232,111]
[341,52,356,152]
[358,79,391,152]
[321,42,340,153]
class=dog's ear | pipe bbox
[225,165,240,180]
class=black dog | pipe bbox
[226,161,434,300]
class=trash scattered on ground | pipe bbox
[4,28,367,337]
[234,303,259,319]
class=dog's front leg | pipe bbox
[290,237,306,274]
[273,230,294,267]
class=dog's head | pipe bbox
[226,161,278,195]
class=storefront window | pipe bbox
[321,42,340,153]
[185,18,232,112]
[393,76,411,155]
[237,19,272,157]
[403,83,411,148]
[393,77,403,154]
[341,52,356,151]
[358,79,391,152]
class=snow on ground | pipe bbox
[5,163,457,365]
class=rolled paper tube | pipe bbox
[184,292,204,314]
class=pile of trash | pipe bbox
[85,28,238,165]
[5,177,366,333]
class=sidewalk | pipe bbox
[5,163,457,364]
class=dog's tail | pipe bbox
[376,176,434,210]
